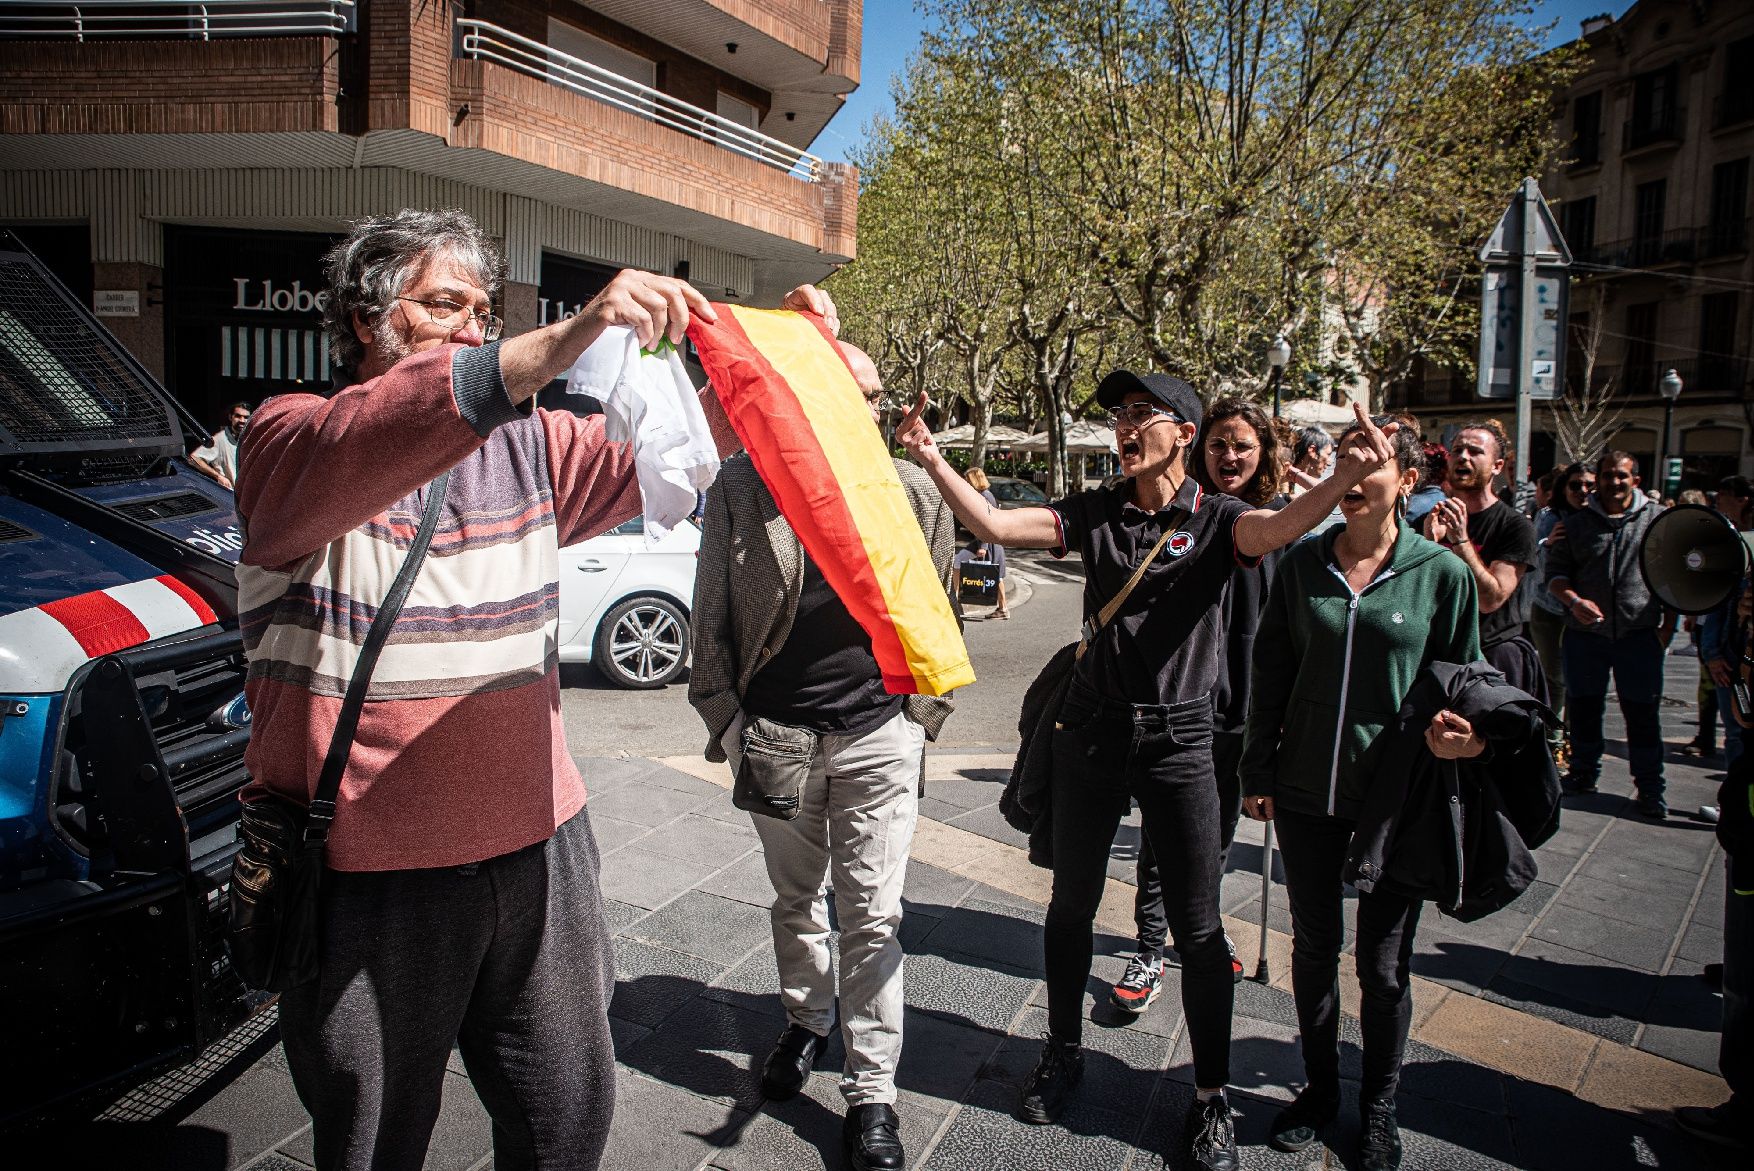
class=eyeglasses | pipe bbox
[1106,403,1181,430]
[398,297,503,341]
[1204,438,1259,458]
[862,388,893,411]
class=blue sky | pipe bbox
[814,1,1627,163]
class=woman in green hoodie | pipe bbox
[1240,419,1483,1171]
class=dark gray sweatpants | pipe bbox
[279,809,616,1171]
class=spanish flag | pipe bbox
[688,306,974,697]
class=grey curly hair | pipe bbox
[321,209,506,375]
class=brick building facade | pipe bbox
[0,0,861,429]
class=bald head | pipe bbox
[838,341,882,398]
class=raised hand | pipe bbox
[1334,402,1400,484]
[782,284,841,336]
[895,391,940,466]
[588,270,716,351]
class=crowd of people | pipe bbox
[216,207,1748,1171]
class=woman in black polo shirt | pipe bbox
[898,374,1398,1171]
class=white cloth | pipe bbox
[191,428,240,483]
[566,326,719,542]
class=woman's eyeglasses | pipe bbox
[1205,439,1259,458]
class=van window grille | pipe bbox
[113,491,224,523]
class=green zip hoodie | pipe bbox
[1240,521,1482,821]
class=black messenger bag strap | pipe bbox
[302,470,452,844]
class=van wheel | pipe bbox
[594,597,689,689]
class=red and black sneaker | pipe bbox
[1110,951,1163,1014]
[1225,932,1244,983]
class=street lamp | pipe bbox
[1659,367,1683,494]
[1267,335,1291,418]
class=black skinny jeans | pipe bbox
[1275,807,1423,1104]
[1135,729,1244,953]
[1046,680,1232,1088]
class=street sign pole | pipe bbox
[1515,178,1538,494]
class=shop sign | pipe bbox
[94,290,140,317]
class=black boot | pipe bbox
[1017,1037,1084,1124]
[843,1102,905,1171]
[1360,1097,1404,1171]
[759,1023,827,1101]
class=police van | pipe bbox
[0,231,264,1124]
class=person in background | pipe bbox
[1241,418,1483,1171]
[1289,426,1334,493]
[1530,463,1592,763]
[1546,451,1677,818]
[1111,397,1286,1014]
[1700,477,1753,770]
[189,401,252,489]
[1424,420,1543,701]
[965,466,1010,619]
[1403,442,1448,531]
[1679,487,1722,759]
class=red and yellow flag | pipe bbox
[688,306,974,696]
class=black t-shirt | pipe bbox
[741,552,902,735]
[1469,499,1540,649]
[1050,476,1253,707]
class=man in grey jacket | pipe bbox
[688,331,957,1171]
[1546,450,1677,817]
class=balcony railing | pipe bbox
[1576,229,1699,271]
[456,20,822,182]
[0,0,355,40]
[1619,357,1750,397]
[1623,106,1685,153]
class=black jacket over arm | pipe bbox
[1346,661,1560,922]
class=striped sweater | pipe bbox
[236,341,735,871]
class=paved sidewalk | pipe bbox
[33,705,1737,1170]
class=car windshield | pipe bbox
[990,479,1048,504]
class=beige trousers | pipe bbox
[723,708,924,1106]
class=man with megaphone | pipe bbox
[1545,451,1677,819]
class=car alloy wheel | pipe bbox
[595,596,688,688]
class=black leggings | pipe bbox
[1135,729,1244,953]
[1275,807,1423,1104]
[1045,681,1232,1088]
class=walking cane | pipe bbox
[1251,818,1275,983]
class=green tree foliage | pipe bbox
[830,0,1576,481]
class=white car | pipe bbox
[558,516,699,688]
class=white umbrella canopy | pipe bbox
[1012,419,1119,453]
[1278,398,1357,430]
[933,423,1037,449]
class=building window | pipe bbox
[1571,91,1602,165]
[1626,64,1681,151]
[1707,158,1749,256]
[1559,195,1595,259]
[1717,36,1754,129]
[546,19,658,114]
[1632,179,1666,265]
[1699,292,1740,391]
[1624,301,1658,393]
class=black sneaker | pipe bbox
[1186,1090,1239,1171]
[1637,794,1669,821]
[1360,1098,1404,1171]
[1018,1037,1084,1124]
[1675,1101,1751,1150]
[1111,951,1163,1015]
[1269,1085,1339,1152]
[1224,932,1244,983]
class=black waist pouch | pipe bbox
[228,791,326,992]
[734,717,819,820]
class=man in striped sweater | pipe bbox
[236,208,819,1171]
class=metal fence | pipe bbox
[0,0,356,40]
[455,19,822,182]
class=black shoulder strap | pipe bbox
[303,471,452,843]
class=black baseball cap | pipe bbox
[1096,370,1202,430]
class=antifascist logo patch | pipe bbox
[1166,531,1196,557]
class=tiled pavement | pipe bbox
[30,670,1741,1171]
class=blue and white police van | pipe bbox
[0,231,265,1125]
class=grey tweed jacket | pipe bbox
[688,451,959,762]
